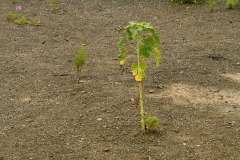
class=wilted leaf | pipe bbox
[117,36,126,49]
[131,63,138,76]
[118,49,127,62]
[134,70,145,82]
[153,33,161,48]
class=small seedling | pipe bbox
[6,11,18,22]
[145,116,159,132]
[226,0,234,9]
[207,0,216,12]
[50,0,60,12]
[118,21,161,134]
[75,46,86,82]
[32,18,40,25]
[17,16,30,25]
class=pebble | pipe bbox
[79,80,84,83]
[115,82,121,85]
[97,118,102,121]
[103,148,110,152]
[149,89,154,93]
[130,98,134,102]
[157,84,164,89]
[183,143,186,145]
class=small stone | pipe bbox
[103,148,110,152]
[130,98,134,102]
[97,118,102,121]
[183,143,186,145]
[157,84,164,89]
[149,89,154,93]
[79,80,84,83]
[196,145,201,147]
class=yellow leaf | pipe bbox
[134,73,143,82]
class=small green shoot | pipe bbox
[17,16,30,25]
[75,46,86,82]
[32,18,40,25]
[118,21,161,134]
[227,0,234,9]
[7,11,18,22]
[145,116,159,132]
[50,0,60,12]
[207,0,216,12]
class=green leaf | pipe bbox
[75,46,86,71]
[142,22,155,34]
[139,62,147,70]
[117,36,126,49]
[153,48,161,68]
[127,21,136,28]
[131,63,138,76]
[118,49,128,62]
[153,33,161,48]
[139,43,152,59]
[144,36,155,46]
[126,28,138,40]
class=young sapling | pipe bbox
[207,0,216,12]
[226,0,234,8]
[17,16,30,25]
[6,11,18,22]
[50,0,60,12]
[74,46,86,83]
[145,116,159,132]
[32,18,40,25]
[117,21,161,134]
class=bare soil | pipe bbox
[1,0,240,159]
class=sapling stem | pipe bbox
[138,82,145,134]
[137,35,146,134]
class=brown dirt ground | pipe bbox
[1,0,240,159]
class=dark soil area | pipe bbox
[1,0,240,159]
